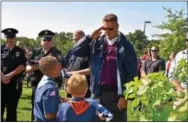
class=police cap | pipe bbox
[38,29,55,41]
[1,28,18,38]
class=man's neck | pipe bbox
[151,57,158,61]
[107,32,119,40]
[43,47,52,54]
[6,44,15,50]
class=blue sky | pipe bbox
[2,2,187,39]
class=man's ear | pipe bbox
[116,23,119,30]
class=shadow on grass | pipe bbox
[19,107,32,111]
[20,95,31,100]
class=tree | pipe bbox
[17,37,38,48]
[155,8,188,60]
[126,29,148,57]
[54,32,73,55]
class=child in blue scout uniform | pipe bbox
[33,56,61,121]
[57,74,112,122]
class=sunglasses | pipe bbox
[103,28,114,31]
[151,50,158,52]
[42,37,53,42]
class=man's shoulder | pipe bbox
[14,46,25,52]
[33,47,42,52]
[32,47,43,55]
[158,57,165,62]
[51,47,62,54]
[177,50,187,56]
[174,50,186,60]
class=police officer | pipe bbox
[1,28,27,121]
[64,30,91,97]
[25,29,63,121]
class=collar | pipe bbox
[106,33,119,45]
[182,49,188,54]
[73,36,86,48]
[71,97,85,101]
[5,45,16,51]
[37,75,54,88]
[43,47,54,54]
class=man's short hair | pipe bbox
[103,13,118,23]
[66,74,88,95]
[77,30,85,37]
[151,46,159,51]
[39,55,59,74]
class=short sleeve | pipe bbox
[18,49,27,66]
[42,87,60,115]
[57,103,71,122]
[56,105,66,121]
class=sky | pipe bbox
[1,1,187,40]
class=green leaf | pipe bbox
[132,98,141,108]
[137,86,148,96]
[128,93,136,99]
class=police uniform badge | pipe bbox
[45,31,48,35]
[16,52,20,57]
[8,29,11,33]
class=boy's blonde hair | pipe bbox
[66,74,88,95]
[39,55,59,74]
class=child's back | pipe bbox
[57,97,99,122]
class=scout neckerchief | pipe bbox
[68,97,90,115]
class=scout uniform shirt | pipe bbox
[33,75,61,121]
[57,97,100,122]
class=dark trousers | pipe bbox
[99,88,127,122]
[1,85,20,122]
[31,87,36,121]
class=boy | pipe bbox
[57,74,112,121]
[33,56,61,121]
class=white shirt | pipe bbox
[106,36,118,45]
[168,49,188,88]
[106,33,120,45]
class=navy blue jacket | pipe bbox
[90,32,138,97]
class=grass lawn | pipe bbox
[3,82,66,122]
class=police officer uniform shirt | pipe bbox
[34,75,60,121]
[1,28,27,122]
[1,28,26,88]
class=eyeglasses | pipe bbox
[103,28,114,31]
[151,50,158,52]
